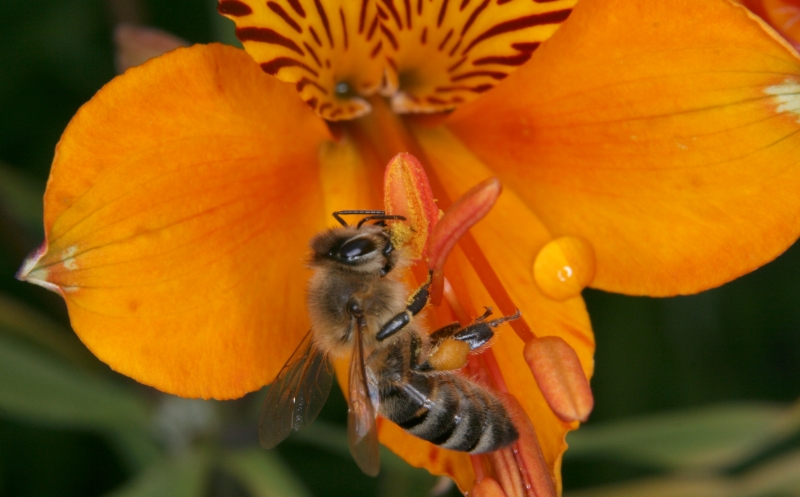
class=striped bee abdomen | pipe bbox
[377,350,518,454]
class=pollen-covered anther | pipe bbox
[383,152,439,260]
[523,336,594,423]
[427,177,501,303]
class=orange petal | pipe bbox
[219,0,385,120]
[18,44,331,399]
[447,0,800,296]
[377,0,577,113]
[410,124,594,493]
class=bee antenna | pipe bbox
[330,210,407,228]
[356,215,406,228]
[332,210,388,227]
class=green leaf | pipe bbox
[108,429,163,473]
[566,403,788,470]
[565,449,800,497]
[220,448,311,497]
[105,451,209,497]
[0,162,44,235]
[0,294,98,369]
[0,332,150,433]
[738,449,800,497]
[564,477,732,497]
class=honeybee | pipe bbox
[259,210,519,475]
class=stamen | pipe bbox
[383,152,439,260]
[481,350,509,395]
[443,275,473,324]
[503,393,557,497]
[427,177,501,304]
[523,337,594,423]
[471,477,507,497]
[488,448,526,497]
[471,455,487,484]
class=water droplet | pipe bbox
[532,236,595,301]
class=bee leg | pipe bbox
[452,309,521,350]
[415,310,522,371]
[428,322,462,347]
[375,271,434,342]
[409,333,437,373]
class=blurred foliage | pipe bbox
[1,0,799,496]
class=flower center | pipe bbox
[219,0,577,120]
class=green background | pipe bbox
[1,0,799,495]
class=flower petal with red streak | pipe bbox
[447,0,800,296]
[19,44,331,399]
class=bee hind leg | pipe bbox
[416,309,522,372]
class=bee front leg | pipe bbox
[375,272,433,342]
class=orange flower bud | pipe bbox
[383,152,439,260]
[524,337,594,423]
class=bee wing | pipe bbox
[347,317,381,476]
[259,330,333,449]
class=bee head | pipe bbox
[310,225,397,275]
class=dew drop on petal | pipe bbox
[532,236,595,301]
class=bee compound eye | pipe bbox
[338,237,377,262]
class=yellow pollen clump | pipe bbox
[428,338,470,371]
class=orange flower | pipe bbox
[16,0,800,494]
